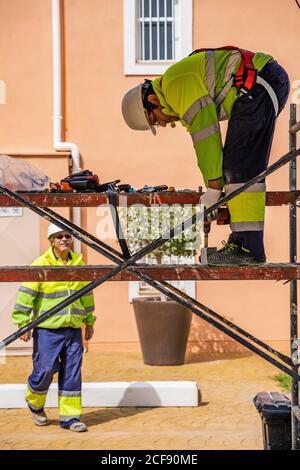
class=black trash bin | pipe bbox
[253,391,291,450]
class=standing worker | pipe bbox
[12,224,96,432]
[121,46,290,265]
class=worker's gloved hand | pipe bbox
[200,188,222,222]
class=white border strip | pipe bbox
[0,381,199,408]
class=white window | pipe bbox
[124,0,193,75]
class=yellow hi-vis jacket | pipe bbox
[152,49,272,187]
[12,247,96,329]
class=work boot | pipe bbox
[68,421,87,432]
[28,406,48,426]
[204,240,266,266]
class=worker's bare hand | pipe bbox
[84,326,94,341]
[20,331,32,342]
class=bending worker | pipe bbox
[122,46,290,265]
[12,224,96,432]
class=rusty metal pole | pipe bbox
[289,103,300,450]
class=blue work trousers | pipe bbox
[27,327,83,428]
[223,60,290,259]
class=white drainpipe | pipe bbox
[52,0,81,253]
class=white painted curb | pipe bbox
[0,381,199,408]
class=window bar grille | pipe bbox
[138,0,175,62]
[157,0,160,60]
[171,0,174,59]
[141,0,145,61]
[149,0,153,60]
[164,0,167,60]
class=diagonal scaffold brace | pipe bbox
[25,201,295,370]
[107,181,293,369]
[6,196,295,375]
[0,146,300,381]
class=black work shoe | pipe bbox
[206,240,266,266]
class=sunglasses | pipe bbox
[55,233,72,240]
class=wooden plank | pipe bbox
[0,264,300,282]
[0,191,299,207]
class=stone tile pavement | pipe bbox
[0,351,284,450]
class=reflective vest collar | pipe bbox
[152,77,179,116]
[44,247,83,266]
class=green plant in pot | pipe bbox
[120,204,202,365]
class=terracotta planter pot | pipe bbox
[132,297,192,365]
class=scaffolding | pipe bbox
[0,104,299,449]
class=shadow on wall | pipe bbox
[185,316,251,363]
[118,382,162,407]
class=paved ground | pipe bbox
[0,351,283,450]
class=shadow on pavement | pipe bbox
[185,351,251,364]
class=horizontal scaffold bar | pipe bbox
[1,264,300,282]
[0,190,299,207]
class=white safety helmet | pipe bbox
[121,83,156,136]
[47,223,65,240]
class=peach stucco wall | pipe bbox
[0,0,299,353]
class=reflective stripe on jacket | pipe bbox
[12,247,96,329]
[152,49,272,187]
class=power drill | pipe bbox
[201,207,230,264]
[50,170,121,192]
